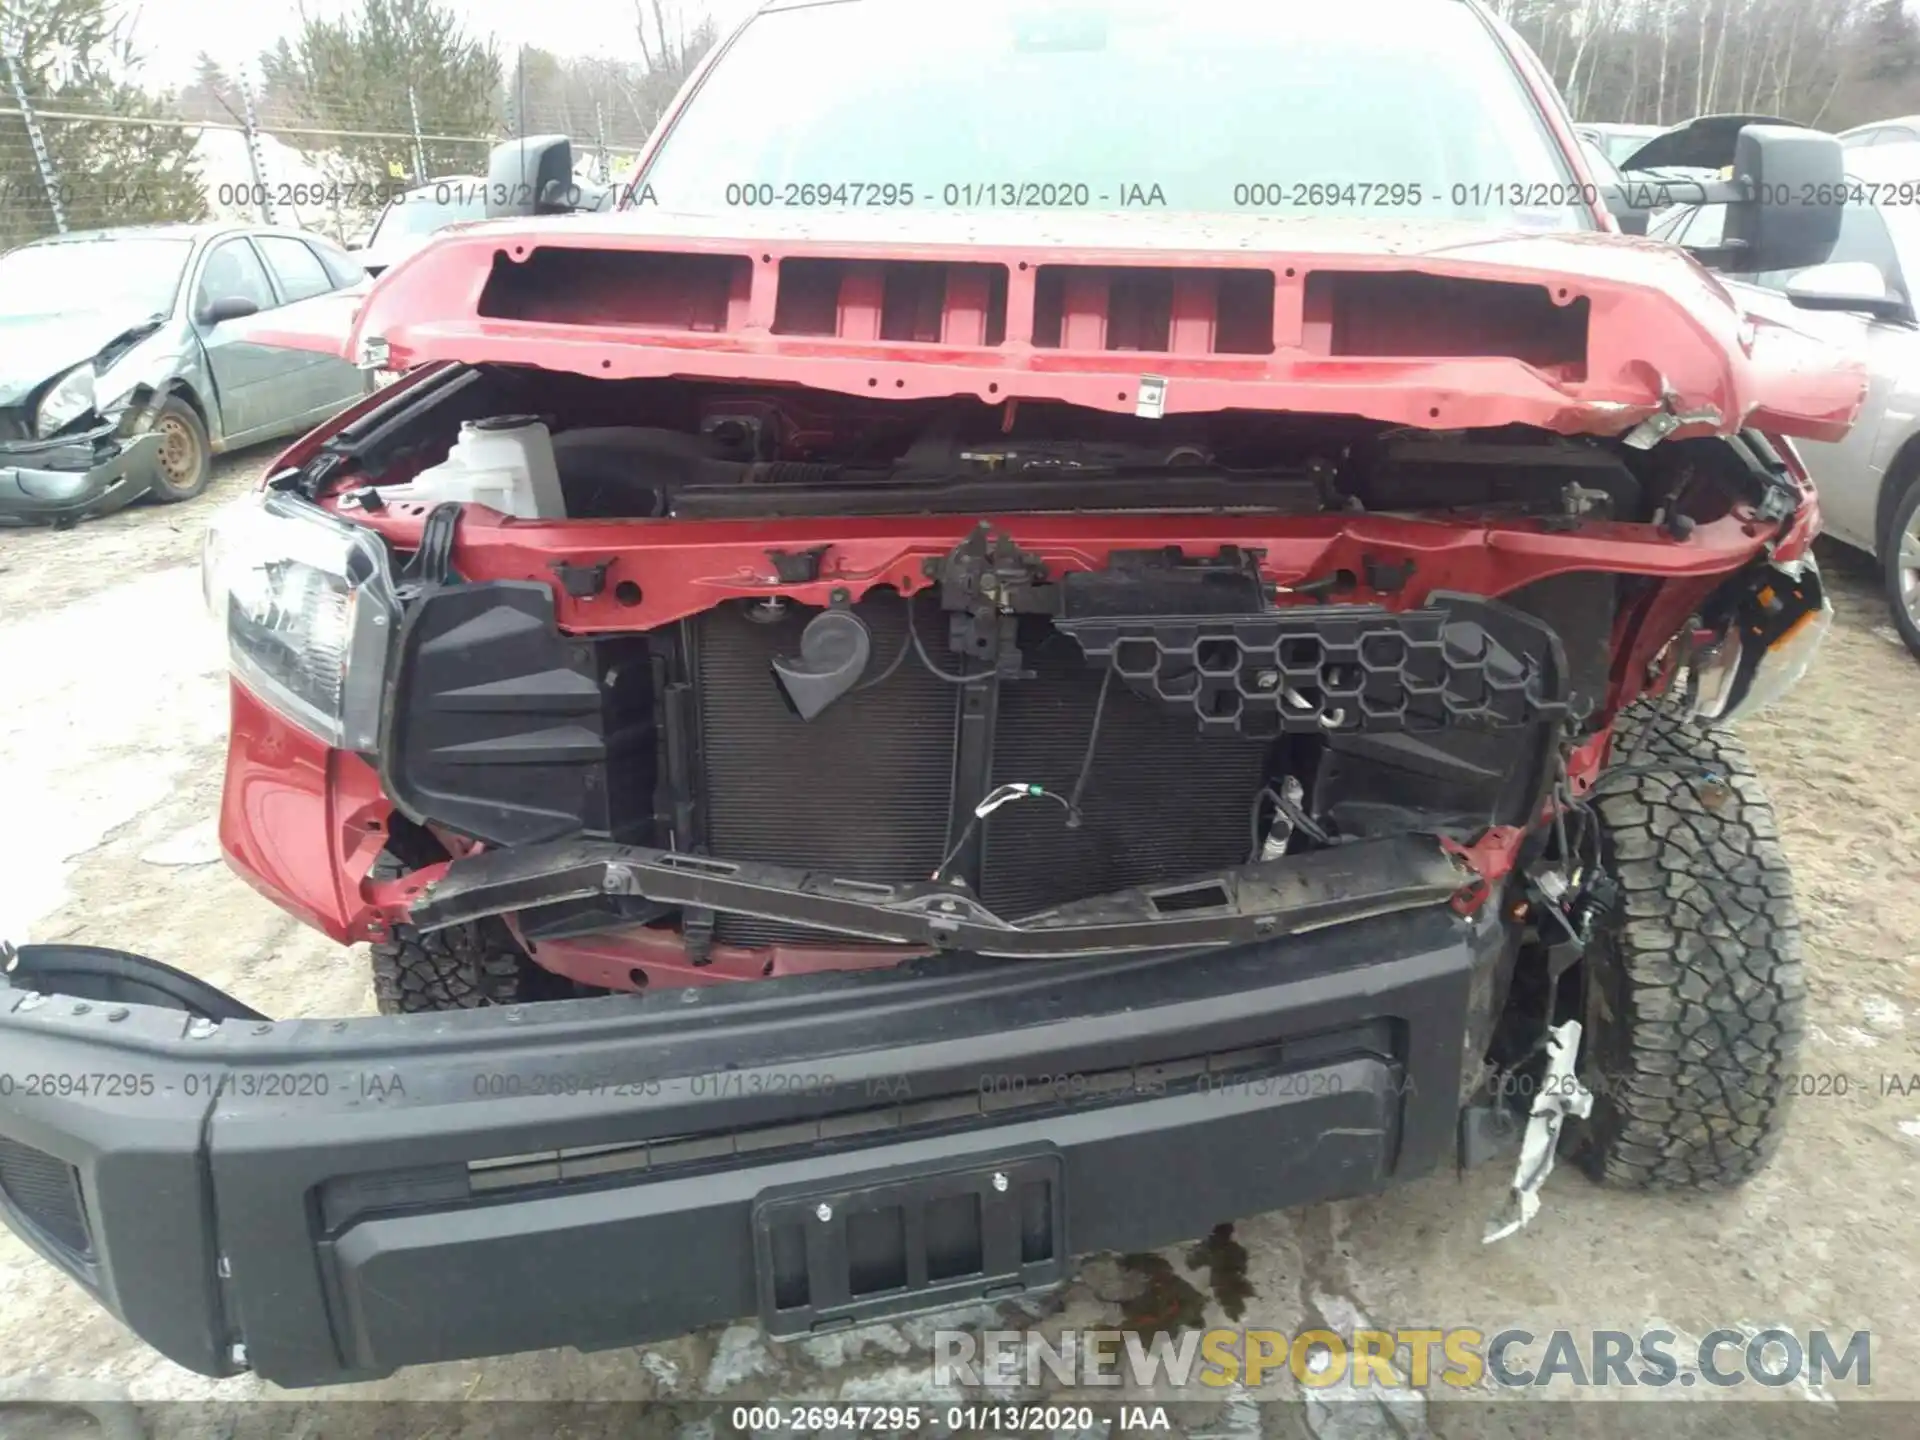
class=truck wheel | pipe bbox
[367,852,556,1013]
[1574,700,1807,1189]
[149,396,212,503]
[1885,470,1920,661]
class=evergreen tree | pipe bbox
[1,0,205,247]
[259,0,502,190]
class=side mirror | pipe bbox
[200,295,260,326]
[1720,125,1846,273]
[485,135,581,218]
[1785,261,1909,320]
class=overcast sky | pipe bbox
[122,0,765,89]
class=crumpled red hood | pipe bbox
[246,210,1868,442]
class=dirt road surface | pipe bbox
[2,456,1916,1438]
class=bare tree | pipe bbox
[1509,0,1918,131]
[1655,0,1672,123]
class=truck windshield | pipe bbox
[637,0,1589,228]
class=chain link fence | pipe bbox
[1,48,661,250]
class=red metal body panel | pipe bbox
[332,499,1788,645]
[219,682,391,946]
[251,212,1866,446]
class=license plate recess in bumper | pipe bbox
[752,1147,1065,1337]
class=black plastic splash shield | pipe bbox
[378,581,657,846]
[408,833,1467,957]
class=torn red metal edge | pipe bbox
[244,215,1867,442]
[1441,827,1529,915]
[1441,728,1612,915]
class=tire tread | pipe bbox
[1580,701,1807,1190]
[366,851,547,1013]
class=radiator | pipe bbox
[693,599,1267,944]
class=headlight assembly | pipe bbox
[201,492,398,750]
[34,364,97,437]
[1687,556,1831,723]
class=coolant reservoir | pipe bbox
[378,416,567,518]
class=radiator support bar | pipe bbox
[409,834,1469,958]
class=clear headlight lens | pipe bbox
[202,492,398,750]
[35,364,97,437]
[1688,556,1831,723]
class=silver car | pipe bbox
[0,222,374,526]
[351,178,489,276]
[1839,116,1920,149]
[1652,143,1920,657]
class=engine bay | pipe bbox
[313,362,1745,528]
[283,362,1799,986]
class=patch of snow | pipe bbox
[897,1302,1007,1352]
[1185,1391,1264,1440]
[1302,1290,1430,1436]
[641,1349,685,1395]
[1862,995,1905,1033]
[0,566,225,943]
[833,1367,968,1406]
[702,1323,779,1393]
[800,1322,912,1370]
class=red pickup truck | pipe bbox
[0,0,1862,1387]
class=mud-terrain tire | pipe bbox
[367,851,555,1013]
[1575,700,1807,1189]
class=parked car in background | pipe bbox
[1574,121,1663,166]
[1839,116,1920,149]
[0,222,374,524]
[1613,112,1816,188]
[1578,135,1625,184]
[1653,141,1920,657]
[350,164,620,279]
[351,177,489,276]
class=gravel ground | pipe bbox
[2,457,1917,1438]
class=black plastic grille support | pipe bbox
[1053,592,1569,739]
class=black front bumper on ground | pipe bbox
[0,904,1502,1387]
[0,422,162,522]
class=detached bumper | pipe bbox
[0,906,1498,1387]
[0,424,162,523]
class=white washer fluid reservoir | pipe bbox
[376,415,567,518]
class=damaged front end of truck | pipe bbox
[0,206,1858,1385]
